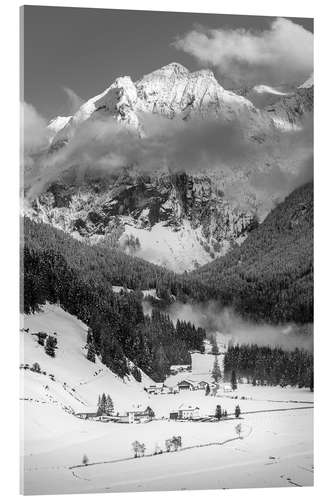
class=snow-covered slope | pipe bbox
[21,304,152,418]
[47,116,71,142]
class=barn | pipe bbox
[75,409,98,419]
[127,405,155,423]
[177,379,196,391]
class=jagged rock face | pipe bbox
[31,63,313,272]
[264,87,313,130]
[29,169,258,272]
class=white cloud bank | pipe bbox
[174,18,313,88]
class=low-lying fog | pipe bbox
[165,301,313,352]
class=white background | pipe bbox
[0,0,332,499]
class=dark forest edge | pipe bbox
[22,182,313,381]
[224,343,313,390]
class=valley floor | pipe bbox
[22,406,313,494]
[21,304,313,495]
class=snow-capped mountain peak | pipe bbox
[28,62,314,272]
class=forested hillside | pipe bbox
[189,183,313,323]
[22,182,313,380]
[23,217,205,381]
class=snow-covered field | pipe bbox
[21,304,314,495]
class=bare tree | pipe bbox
[235,423,242,439]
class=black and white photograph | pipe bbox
[20,4,314,495]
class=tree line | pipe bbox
[224,343,313,390]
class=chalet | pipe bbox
[75,409,98,419]
[145,383,164,395]
[177,379,197,391]
[178,404,200,420]
[127,405,155,423]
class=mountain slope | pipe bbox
[21,303,152,418]
[23,217,207,380]
[190,182,313,323]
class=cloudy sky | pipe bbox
[23,6,313,119]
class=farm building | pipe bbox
[177,379,197,391]
[145,383,164,394]
[127,405,155,423]
[178,404,200,420]
[75,408,98,419]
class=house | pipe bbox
[222,383,233,392]
[127,405,155,423]
[145,383,164,395]
[75,408,98,419]
[177,379,197,391]
[178,404,200,420]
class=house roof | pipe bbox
[177,379,197,386]
[178,404,200,411]
[75,408,97,415]
[147,383,164,389]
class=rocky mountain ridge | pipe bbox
[29,63,313,272]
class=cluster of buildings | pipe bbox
[145,379,210,395]
[75,405,155,424]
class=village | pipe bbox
[74,355,242,425]
[21,304,314,494]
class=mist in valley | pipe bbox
[166,301,313,352]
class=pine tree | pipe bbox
[32,362,41,373]
[82,454,89,466]
[105,395,114,416]
[87,343,96,363]
[45,336,57,357]
[205,383,210,396]
[211,336,219,355]
[235,405,241,418]
[215,405,222,421]
[97,393,107,416]
[212,356,222,383]
[231,370,237,391]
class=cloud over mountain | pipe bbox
[174,18,313,87]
